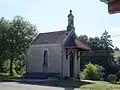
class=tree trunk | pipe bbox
[9,36,14,76]
[10,42,13,76]
[10,57,13,76]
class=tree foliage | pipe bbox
[0,16,37,75]
[79,30,115,78]
[0,17,10,72]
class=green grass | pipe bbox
[80,84,113,90]
[80,80,120,90]
[111,84,120,89]
[0,73,21,80]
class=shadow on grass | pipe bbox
[16,79,93,88]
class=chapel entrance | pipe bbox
[69,52,74,77]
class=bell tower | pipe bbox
[67,10,75,31]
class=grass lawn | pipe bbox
[80,80,120,90]
[80,83,113,90]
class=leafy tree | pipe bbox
[79,35,89,45]
[0,16,37,75]
[100,30,115,75]
[101,30,113,48]
[7,16,37,75]
[0,17,10,72]
[79,30,115,78]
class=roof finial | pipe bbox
[70,10,72,14]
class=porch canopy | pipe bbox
[65,38,91,51]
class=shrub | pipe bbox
[107,74,117,83]
[79,72,85,80]
[76,72,84,80]
[76,73,80,80]
[83,63,100,80]
[95,64,105,80]
[116,70,120,80]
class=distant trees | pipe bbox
[79,30,116,79]
[0,16,37,75]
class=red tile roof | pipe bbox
[75,39,91,50]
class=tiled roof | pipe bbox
[75,39,91,50]
[31,30,67,45]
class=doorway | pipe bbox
[69,52,74,77]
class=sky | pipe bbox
[0,0,120,48]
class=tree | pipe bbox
[7,16,37,75]
[0,16,37,75]
[79,36,104,69]
[101,30,113,49]
[0,17,10,72]
[79,30,115,78]
[100,30,115,75]
[79,35,89,45]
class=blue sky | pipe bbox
[0,0,120,48]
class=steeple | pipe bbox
[67,10,75,31]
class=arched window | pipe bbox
[43,50,48,68]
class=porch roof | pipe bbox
[65,39,91,50]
